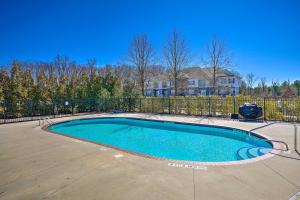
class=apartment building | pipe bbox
[144,67,241,96]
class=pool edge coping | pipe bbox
[42,115,281,166]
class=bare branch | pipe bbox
[246,73,258,95]
[163,30,190,95]
[128,34,154,96]
[203,35,233,95]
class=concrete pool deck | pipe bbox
[0,113,299,200]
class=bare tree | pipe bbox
[128,34,154,96]
[239,80,247,95]
[203,35,232,95]
[260,77,267,96]
[271,80,278,97]
[246,73,257,95]
[148,65,165,78]
[163,30,190,96]
[114,64,134,86]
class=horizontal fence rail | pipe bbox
[0,97,299,124]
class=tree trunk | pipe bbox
[213,66,216,95]
[174,80,177,96]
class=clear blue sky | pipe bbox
[1,0,299,83]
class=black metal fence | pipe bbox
[0,97,299,124]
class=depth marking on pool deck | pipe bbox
[168,163,208,170]
[114,154,124,158]
[71,139,88,144]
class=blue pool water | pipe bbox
[48,117,273,162]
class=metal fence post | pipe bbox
[295,125,298,152]
[30,100,33,119]
[139,98,142,112]
[208,96,211,116]
[197,97,200,116]
[4,100,7,123]
[52,101,55,117]
[151,98,154,113]
[233,97,236,113]
[169,97,171,114]
[129,97,131,112]
[263,97,266,121]
[71,99,74,115]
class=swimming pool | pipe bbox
[48,117,273,163]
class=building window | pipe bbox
[162,89,170,96]
[145,81,151,88]
[220,78,227,84]
[162,81,168,88]
[232,88,236,96]
[228,78,235,84]
[145,90,152,96]
[190,89,198,95]
[155,90,160,96]
[188,80,195,85]
[198,80,206,87]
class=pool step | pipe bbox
[246,147,261,158]
[236,147,251,160]
[258,148,272,156]
[237,147,272,160]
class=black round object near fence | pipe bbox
[238,103,262,120]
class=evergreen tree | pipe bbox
[122,80,139,97]
[292,80,300,96]
[8,62,31,100]
[0,68,9,101]
[67,65,79,99]
[77,68,89,99]
[34,65,48,101]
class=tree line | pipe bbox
[239,73,300,97]
[0,30,232,101]
[0,31,299,102]
[0,56,137,102]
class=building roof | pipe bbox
[149,74,170,82]
[149,67,241,82]
[183,67,211,80]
